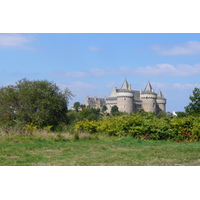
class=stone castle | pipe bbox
[84,79,166,114]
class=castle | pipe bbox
[84,79,166,114]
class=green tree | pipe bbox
[137,109,149,117]
[185,87,200,116]
[176,112,187,117]
[0,79,74,128]
[73,102,81,112]
[102,105,107,112]
[80,107,101,121]
[156,111,166,118]
[111,105,119,115]
[80,104,86,110]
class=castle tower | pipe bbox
[116,79,134,114]
[106,86,117,113]
[156,90,166,113]
[140,81,157,113]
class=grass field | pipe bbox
[1,132,200,166]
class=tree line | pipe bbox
[0,78,199,134]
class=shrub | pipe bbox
[75,114,200,142]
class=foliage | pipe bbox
[73,102,81,112]
[67,107,103,128]
[102,105,107,113]
[137,109,149,116]
[0,78,74,128]
[185,87,200,116]
[156,111,166,118]
[176,112,187,117]
[43,126,53,132]
[111,105,119,115]
[75,114,200,142]
[25,124,37,134]
[80,107,101,120]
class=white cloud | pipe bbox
[147,82,200,91]
[152,41,200,55]
[68,81,96,91]
[133,63,200,76]
[133,64,175,76]
[50,67,119,78]
[50,71,88,78]
[51,63,200,80]
[58,81,96,96]
[0,34,34,49]
[172,83,200,91]
[88,46,101,51]
[89,68,106,76]
[106,81,117,88]
[60,81,97,107]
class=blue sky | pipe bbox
[0,33,200,112]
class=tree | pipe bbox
[73,102,81,112]
[80,107,101,121]
[80,104,86,110]
[0,78,74,128]
[185,87,200,116]
[156,111,166,118]
[102,105,107,113]
[111,105,119,115]
[176,112,187,117]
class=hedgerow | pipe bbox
[75,114,200,142]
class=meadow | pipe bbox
[1,132,200,166]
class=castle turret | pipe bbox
[117,79,134,114]
[140,81,157,113]
[156,90,166,113]
[106,87,117,113]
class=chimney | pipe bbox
[128,84,132,91]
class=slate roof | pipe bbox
[121,79,129,90]
[109,87,117,98]
[144,81,153,92]
[157,90,165,99]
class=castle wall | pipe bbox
[133,101,143,112]
[106,98,117,113]
[156,98,166,113]
[116,91,134,114]
[117,96,133,114]
[140,93,157,113]
[133,91,140,100]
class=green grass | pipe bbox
[1,133,200,166]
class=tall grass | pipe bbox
[1,132,200,166]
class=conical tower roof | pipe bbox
[144,81,153,92]
[157,89,165,99]
[109,87,117,98]
[121,79,129,90]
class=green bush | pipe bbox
[75,114,200,142]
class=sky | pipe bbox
[0,33,200,112]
